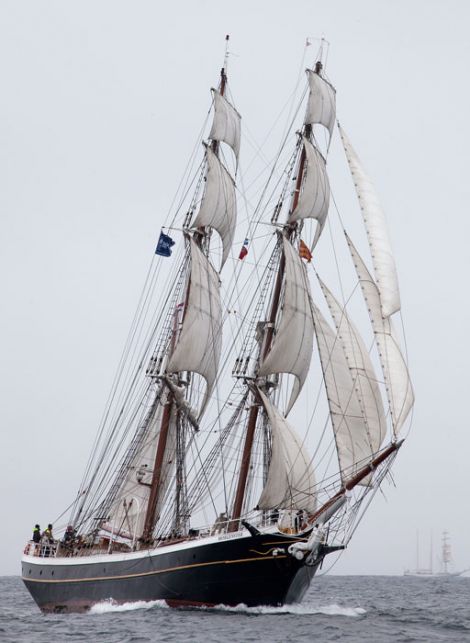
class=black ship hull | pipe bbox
[22,531,318,613]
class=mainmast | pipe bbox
[229,61,321,530]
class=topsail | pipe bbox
[209,88,241,160]
[258,236,314,415]
[167,238,222,418]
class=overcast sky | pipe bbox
[1,0,469,576]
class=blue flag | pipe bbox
[155,231,175,257]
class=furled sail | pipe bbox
[339,125,400,318]
[312,303,378,484]
[288,137,330,248]
[167,238,222,418]
[318,278,387,454]
[104,402,177,540]
[347,235,414,433]
[304,69,336,139]
[258,236,314,415]
[257,390,317,513]
[209,88,241,160]
[191,146,237,268]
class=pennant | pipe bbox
[299,239,312,263]
[155,231,175,257]
[239,238,249,260]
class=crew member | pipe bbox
[42,524,54,543]
[32,524,41,543]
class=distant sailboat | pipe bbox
[404,531,466,577]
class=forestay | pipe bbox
[258,236,314,415]
[304,69,336,139]
[167,239,222,418]
[191,147,237,269]
[209,88,241,160]
[257,390,317,513]
[288,137,330,248]
[318,278,386,454]
[347,235,414,434]
[339,125,401,318]
[312,303,378,484]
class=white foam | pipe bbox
[208,603,366,617]
[89,598,168,614]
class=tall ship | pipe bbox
[22,38,414,613]
[404,531,466,577]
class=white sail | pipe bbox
[105,401,177,540]
[209,88,241,160]
[304,69,336,138]
[191,146,237,269]
[312,303,377,484]
[257,390,317,513]
[347,235,414,433]
[318,278,387,454]
[167,238,222,418]
[288,137,330,248]
[339,125,400,318]
[258,236,314,415]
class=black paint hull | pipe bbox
[22,532,318,613]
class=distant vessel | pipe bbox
[404,531,466,577]
[22,37,414,613]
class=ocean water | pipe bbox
[1,574,469,642]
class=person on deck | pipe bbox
[32,524,41,543]
[42,524,54,543]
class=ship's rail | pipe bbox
[23,541,59,558]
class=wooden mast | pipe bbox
[229,64,317,529]
[141,40,230,544]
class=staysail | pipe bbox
[258,236,314,415]
[104,401,177,540]
[167,238,222,418]
[288,137,330,248]
[209,88,241,160]
[318,278,387,454]
[191,146,237,268]
[347,235,414,433]
[257,390,317,513]
[339,125,400,318]
[312,303,379,484]
[304,69,336,139]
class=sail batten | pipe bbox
[191,147,237,268]
[209,88,241,160]
[257,390,317,513]
[339,125,400,318]
[167,239,222,418]
[258,236,314,415]
[288,137,330,247]
[346,235,414,433]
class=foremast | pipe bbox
[141,37,240,543]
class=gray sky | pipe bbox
[1,0,469,576]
